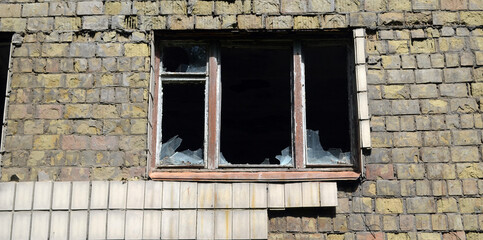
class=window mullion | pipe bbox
[292,41,307,169]
[207,43,221,169]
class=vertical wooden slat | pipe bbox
[179,182,197,209]
[302,182,320,207]
[162,182,180,209]
[250,210,268,239]
[144,181,163,209]
[178,210,197,239]
[197,183,214,208]
[207,44,221,169]
[161,210,179,239]
[250,183,267,208]
[232,183,250,209]
[142,211,161,239]
[214,210,232,240]
[214,183,232,209]
[292,41,306,169]
[285,183,302,208]
[232,210,250,239]
[268,184,285,209]
[197,210,215,240]
[320,182,338,207]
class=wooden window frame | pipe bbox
[148,30,369,182]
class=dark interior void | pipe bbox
[162,46,207,72]
[161,82,205,153]
[220,46,291,165]
[304,45,351,152]
[0,34,11,148]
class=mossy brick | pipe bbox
[392,100,420,115]
[77,1,104,15]
[0,4,21,17]
[427,163,456,179]
[27,17,54,32]
[383,85,408,99]
[105,2,131,15]
[376,180,400,196]
[266,16,293,29]
[452,130,480,145]
[33,135,59,150]
[160,0,187,14]
[407,197,436,213]
[22,3,49,17]
[335,0,360,12]
[457,163,483,178]
[97,43,123,57]
[322,14,348,28]
[459,198,482,213]
[460,11,483,25]
[451,146,479,162]
[168,15,194,30]
[388,41,409,54]
[64,104,91,118]
[294,16,320,29]
[90,136,119,151]
[352,197,373,213]
[406,12,433,26]
[421,147,450,162]
[49,2,76,16]
[215,0,250,14]
[420,99,448,114]
[375,198,403,214]
[396,164,425,179]
[366,164,395,179]
[433,11,459,25]
[54,17,81,31]
[82,16,108,30]
[41,43,69,57]
[0,17,26,31]
[410,84,438,98]
[237,15,263,29]
[387,0,411,10]
[195,16,221,29]
[349,12,377,27]
[193,0,213,15]
[462,179,479,194]
[440,84,468,97]
[410,39,436,54]
[449,98,478,113]
[387,70,414,83]
[92,104,119,119]
[139,16,167,30]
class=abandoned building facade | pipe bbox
[0,0,482,239]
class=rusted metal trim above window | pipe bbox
[149,171,360,182]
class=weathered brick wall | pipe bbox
[0,1,481,239]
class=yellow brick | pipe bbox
[33,135,59,150]
[124,43,149,57]
[375,198,403,213]
[294,16,320,29]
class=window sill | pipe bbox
[149,171,360,182]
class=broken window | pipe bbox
[154,30,368,172]
[0,33,12,149]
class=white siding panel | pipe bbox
[179,182,197,209]
[196,210,214,240]
[125,210,143,240]
[144,181,163,209]
[162,182,180,209]
[178,210,197,239]
[302,182,320,207]
[30,211,50,240]
[69,211,88,240]
[142,211,162,240]
[268,184,285,209]
[232,210,249,239]
[232,183,249,209]
[16,182,34,210]
[50,211,69,240]
[71,181,89,210]
[214,210,232,240]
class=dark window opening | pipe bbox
[220,46,292,165]
[162,46,207,73]
[0,33,11,148]
[160,82,205,165]
[304,45,351,164]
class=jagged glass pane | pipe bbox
[162,45,207,73]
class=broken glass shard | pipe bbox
[306,129,350,164]
[160,135,203,165]
[162,45,207,73]
[275,147,292,166]
[219,152,230,165]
